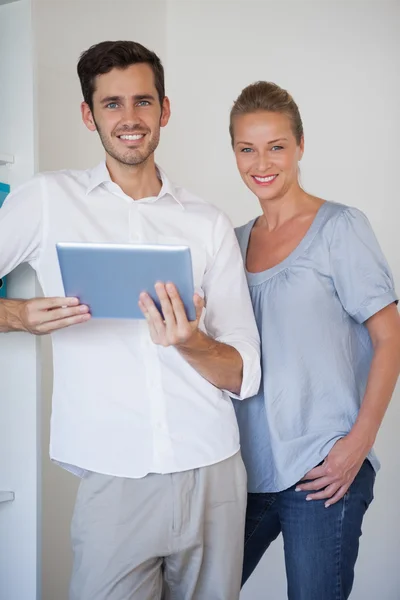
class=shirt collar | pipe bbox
[86,161,184,209]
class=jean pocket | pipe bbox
[348,459,376,510]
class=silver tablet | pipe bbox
[56,242,196,320]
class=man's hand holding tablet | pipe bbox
[139,282,204,347]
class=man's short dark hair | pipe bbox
[77,40,165,111]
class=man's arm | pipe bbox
[177,331,243,396]
[0,297,90,334]
[139,282,243,395]
[139,212,260,398]
[0,176,91,334]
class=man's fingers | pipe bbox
[155,283,176,328]
[138,300,160,341]
[139,292,165,335]
[140,284,200,347]
[29,305,89,329]
[22,297,90,333]
[40,296,80,310]
[165,283,188,326]
[193,294,204,322]
[36,312,91,334]
[138,299,148,318]
[43,304,90,323]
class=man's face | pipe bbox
[82,63,170,166]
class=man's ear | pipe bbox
[81,102,97,132]
[160,96,171,128]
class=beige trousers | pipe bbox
[69,451,247,600]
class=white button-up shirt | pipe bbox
[0,162,260,478]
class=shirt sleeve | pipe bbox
[202,211,261,400]
[0,175,44,278]
[329,207,398,324]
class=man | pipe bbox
[0,41,260,599]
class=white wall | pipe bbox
[0,1,40,599]
[33,1,400,598]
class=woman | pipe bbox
[230,81,400,599]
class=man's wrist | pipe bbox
[176,329,209,354]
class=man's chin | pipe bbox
[103,136,159,167]
[108,150,149,167]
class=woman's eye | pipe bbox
[271,145,283,151]
[240,147,253,153]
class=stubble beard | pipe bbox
[95,121,161,167]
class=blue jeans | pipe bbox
[242,459,375,599]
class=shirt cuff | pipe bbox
[353,289,398,324]
[216,338,261,400]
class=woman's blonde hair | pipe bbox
[229,81,303,146]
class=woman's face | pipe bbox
[233,110,304,203]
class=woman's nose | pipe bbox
[255,153,272,173]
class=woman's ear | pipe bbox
[298,135,305,161]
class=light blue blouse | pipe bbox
[233,201,398,493]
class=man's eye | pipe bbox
[137,101,150,107]
[240,148,253,153]
[271,145,283,151]
[106,103,119,109]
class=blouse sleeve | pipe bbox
[329,207,398,323]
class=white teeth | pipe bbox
[120,134,144,140]
[254,175,276,183]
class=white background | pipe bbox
[1,1,399,599]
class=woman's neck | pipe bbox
[257,187,322,231]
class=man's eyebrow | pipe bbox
[133,94,156,101]
[100,96,123,105]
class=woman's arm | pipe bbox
[296,302,400,506]
[349,303,400,448]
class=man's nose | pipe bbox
[121,104,142,126]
